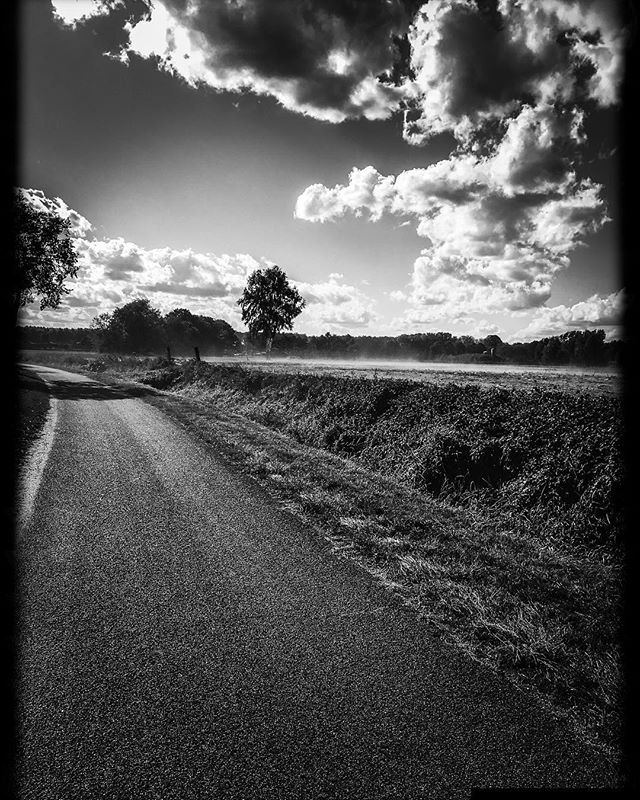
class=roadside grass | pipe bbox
[151,385,623,760]
[20,351,624,762]
[19,350,142,374]
[15,367,51,465]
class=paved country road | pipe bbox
[15,365,620,799]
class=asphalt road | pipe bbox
[15,365,620,798]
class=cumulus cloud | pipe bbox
[18,187,377,334]
[51,1,624,129]
[295,100,608,318]
[404,0,624,144]
[19,187,94,238]
[513,290,624,340]
[294,273,377,333]
[293,2,623,323]
[48,2,625,333]
[50,0,121,27]
[68,236,266,324]
[55,0,422,122]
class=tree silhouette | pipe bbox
[93,298,164,354]
[164,308,238,356]
[13,191,79,319]
[237,265,305,355]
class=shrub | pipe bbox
[138,362,623,553]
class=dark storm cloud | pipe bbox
[52,1,624,128]
[94,0,422,120]
[405,0,624,143]
[164,0,420,78]
[426,1,560,120]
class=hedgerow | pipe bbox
[144,362,623,554]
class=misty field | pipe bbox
[22,349,621,393]
[18,350,625,757]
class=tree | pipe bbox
[237,265,305,355]
[164,308,239,355]
[12,190,79,319]
[164,308,201,354]
[482,334,503,354]
[93,298,164,353]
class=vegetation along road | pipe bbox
[15,364,620,798]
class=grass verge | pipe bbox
[15,366,51,467]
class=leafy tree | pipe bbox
[191,314,238,355]
[540,336,564,365]
[164,308,201,354]
[164,308,238,355]
[482,334,503,354]
[93,298,164,353]
[237,265,305,355]
[12,191,79,318]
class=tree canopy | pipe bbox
[13,191,79,318]
[93,299,165,354]
[164,307,238,355]
[92,300,238,355]
[237,265,305,354]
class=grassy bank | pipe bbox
[147,359,623,554]
[19,352,625,761]
[16,366,51,466]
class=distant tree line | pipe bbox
[18,305,620,367]
[19,298,238,357]
[496,330,619,367]
[268,328,620,367]
[18,325,97,351]
[11,195,621,368]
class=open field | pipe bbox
[16,350,625,761]
[205,357,622,396]
[19,349,621,395]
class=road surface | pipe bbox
[15,365,620,798]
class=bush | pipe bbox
[86,359,107,373]
[138,362,623,552]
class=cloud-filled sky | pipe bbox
[18,0,626,340]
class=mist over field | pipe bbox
[201,354,620,377]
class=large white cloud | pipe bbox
[60,234,271,326]
[294,273,378,333]
[18,188,379,333]
[512,290,624,340]
[19,187,94,238]
[50,0,121,27]
[295,100,609,318]
[403,0,624,144]
[51,1,624,128]
[293,1,623,324]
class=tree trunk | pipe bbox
[265,334,273,358]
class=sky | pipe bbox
[17,0,627,342]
